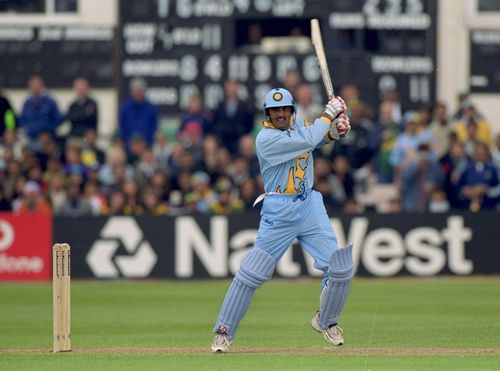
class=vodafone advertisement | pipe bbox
[0,213,52,281]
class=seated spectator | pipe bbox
[123,178,142,215]
[141,187,168,215]
[453,103,492,147]
[399,143,443,212]
[238,135,260,178]
[440,139,469,208]
[369,101,400,183]
[178,93,210,137]
[429,102,452,158]
[462,120,482,158]
[136,147,159,181]
[63,143,87,180]
[58,183,92,216]
[103,189,127,215]
[239,179,259,210]
[65,77,98,140]
[457,143,499,211]
[80,128,105,170]
[188,171,216,213]
[82,181,107,216]
[98,145,134,189]
[152,131,173,170]
[390,112,436,185]
[14,181,51,215]
[149,168,171,202]
[209,177,244,214]
[0,186,12,211]
[19,74,62,149]
[428,189,450,213]
[178,121,204,164]
[118,77,158,149]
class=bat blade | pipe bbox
[311,18,334,99]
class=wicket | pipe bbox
[53,243,71,353]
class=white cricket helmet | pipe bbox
[263,88,296,115]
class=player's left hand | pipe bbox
[329,112,350,139]
[335,112,351,137]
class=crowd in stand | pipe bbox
[0,72,499,216]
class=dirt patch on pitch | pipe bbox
[2,347,500,356]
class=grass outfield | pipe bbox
[1,277,499,370]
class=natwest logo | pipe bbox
[86,217,157,278]
[174,215,474,278]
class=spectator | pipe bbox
[381,88,402,125]
[188,171,216,213]
[65,77,98,140]
[80,128,105,170]
[141,187,168,215]
[123,178,142,215]
[200,134,221,180]
[14,180,51,215]
[238,134,260,178]
[428,189,450,213]
[330,155,356,206]
[58,183,93,216]
[119,77,158,148]
[0,89,16,137]
[209,177,244,214]
[152,131,173,170]
[239,178,259,210]
[281,69,301,97]
[98,145,134,189]
[83,181,107,216]
[399,143,443,212]
[295,83,322,122]
[0,186,12,211]
[329,100,373,170]
[390,112,435,184]
[429,102,452,158]
[453,103,492,147]
[47,173,67,215]
[103,189,127,215]
[62,143,87,181]
[369,101,400,183]
[210,80,254,154]
[136,147,159,181]
[19,75,62,149]
[457,143,499,211]
[178,93,210,137]
[440,139,469,208]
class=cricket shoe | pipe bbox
[311,311,344,346]
[211,333,232,353]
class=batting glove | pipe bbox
[329,112,350,140]
[323,96,346,121]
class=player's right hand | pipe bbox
[323,96,346,121]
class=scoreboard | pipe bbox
[120,0,437,114]
[469,30,500,93]
[0,25,116,87]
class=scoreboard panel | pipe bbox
[120,0,437,114]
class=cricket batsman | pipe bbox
[211,88,353,352]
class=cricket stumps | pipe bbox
[53,243,71,352]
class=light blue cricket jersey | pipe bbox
[256,116,332,195]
